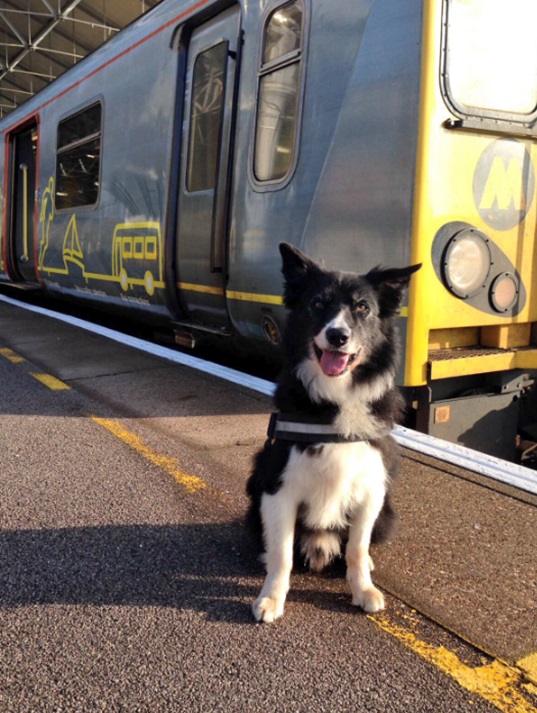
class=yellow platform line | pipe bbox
[370,613,536,713]
[518,652,537,686]
[91,416,206,494]
[0,347,25,363]
[30,373,71,391]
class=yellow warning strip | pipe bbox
[226,290,283,305]
[178,282,225,296]
[178,283,410,315]
[370,613,536,713]
[0,347,25,363]
[518,653,537,687]
[30,373,71,391]
[91,416,206,494]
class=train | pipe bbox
[1,0,536,462]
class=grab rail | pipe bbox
[19,162,29,263]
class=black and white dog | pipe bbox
[246,243,420,623]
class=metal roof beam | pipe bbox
[0,10,28,48]
[39,0,56,14]
[0,0,84,83]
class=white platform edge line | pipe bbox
[1,292,535,496]
[393,427,537,495]
[0,293,275,396]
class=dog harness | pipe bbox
[267,412,364,443]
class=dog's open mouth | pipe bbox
[314,345,362,377]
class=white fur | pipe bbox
[252,441,388,623]
[314,310,360,353]
[295,353,394,439]
[300,530,342,571]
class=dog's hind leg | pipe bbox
[345,493,386,613]
[252,491,297,623]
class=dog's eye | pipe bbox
[352,300,369,315]
[310,296,325,311]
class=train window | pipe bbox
[186,42,228,193]
[254,0,305,183]
[55,102,101,210]
[134,238,144,258]
[443,0,537,121]
[122,238,133,258]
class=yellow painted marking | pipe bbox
[179,288,407,314]
[226,290,283,305]
[91,417,206,494]
[370,613,536,713]
[518,652,537,686]
[0,347,25,363]
[178,282,225,296]
[525,683,537,698]
[480,157,527,212]
[30,373,71,391]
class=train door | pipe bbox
[8,121,39,283]
[175,6,240,332]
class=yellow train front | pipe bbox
[404,0,537,460]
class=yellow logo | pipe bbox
[479,157,528,212]
[473,140,534,230]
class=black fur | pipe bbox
[246,243,420,568]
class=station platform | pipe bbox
[0,294,535,686]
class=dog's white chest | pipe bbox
[280,442,386,530]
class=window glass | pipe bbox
[445,0,537,116]
[254,0,304,183]
[56,102,101,210]
[57,103,101,149]
[187,42,228,192]
[264,3,303,64]
[255,64,300,181]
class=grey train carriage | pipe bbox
[1,0,537,461]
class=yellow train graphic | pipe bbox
[111,222,164,296]
[38,184,164,297]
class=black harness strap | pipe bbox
[267,412,364,444]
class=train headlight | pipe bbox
[490,272,519,312]
[442,229,492,299]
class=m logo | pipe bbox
[473,139,535,230]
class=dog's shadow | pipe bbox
[0,521,357,623]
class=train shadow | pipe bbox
[0,521,352,622]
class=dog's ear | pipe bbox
[366,263,421,318]
[279,243,321,307]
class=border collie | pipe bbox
[246,243,420,623]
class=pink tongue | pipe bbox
[320,350,350,376]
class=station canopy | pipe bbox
[0,1,161,119]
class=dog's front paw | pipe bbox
[252,595,285,623]
[352,585,385,613]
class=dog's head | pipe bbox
[279,242,421,381]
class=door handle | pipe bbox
[19,162,29,263]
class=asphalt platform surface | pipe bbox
[0,297,535,712]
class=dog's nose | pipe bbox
[326,328,350,348]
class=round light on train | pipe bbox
[490,273,519,312]
[443,229,492,299]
